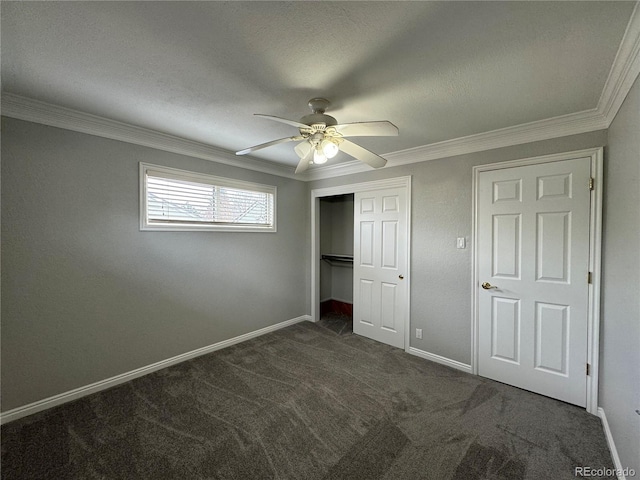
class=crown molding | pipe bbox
[299,107,609,181]
[298,158,370,181]
[384,108,608,166]
[0,92,608,183]
[3,4,638,182]
[1,93,298,180]
[305,3,640,181]
[598,1,640,124]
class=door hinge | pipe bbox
[588,272,592,284]
[586,363,591,376]
[589,177,595,191]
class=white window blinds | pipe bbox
[140,164,276,232]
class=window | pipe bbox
[140,163,276,232]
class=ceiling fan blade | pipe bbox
[334,121,398,137]
[236,135,304,155]
[254,114,309,129]
[339,139,387,168]
[295,148,314,174]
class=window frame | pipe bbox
[139,162,277,232]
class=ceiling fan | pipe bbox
[236,98,398,174]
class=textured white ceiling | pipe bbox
[1,1,635,168]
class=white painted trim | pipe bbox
[2,0,640,188]
[471,147,604,172]
[1,93,298,180]
[310,177,411,352]
[300,158,372,181]
[384,110,607,168]
[0,92,608,184]
[302,6,640,180]
[311,176,412,198]
[0,315,311,425]
[2,5,637,182]
[598,407,628,480]
[598,2,640,125]
[405,179,413,353]
[312,196,322,323]
[300,115,599,182]
[1,92,609,184]
[471,147,603,414]
[300,108,608,182]
[586,150,604,415]
[471,175,480,376]
[408,347,472,374]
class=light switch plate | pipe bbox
[457,237,466,249]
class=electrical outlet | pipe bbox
[416,328,422,339]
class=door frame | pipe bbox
[471,147,603,414]
[311,176,412,351]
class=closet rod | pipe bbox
[321,254,354,264]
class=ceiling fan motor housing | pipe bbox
[299,113,337,128]
[299,98,337,128]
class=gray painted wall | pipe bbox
[330,195,355,257]
[5,108,635,476]
[1,118,309,411]
[309,130,608,364]
[600,75,640,473]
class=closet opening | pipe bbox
[318,193,354,336]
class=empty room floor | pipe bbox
[0,321,614,479]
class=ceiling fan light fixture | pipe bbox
[237,98,397,173]
[321,138,339,159]
[313,147,328,164]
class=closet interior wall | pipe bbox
[319,194,354,318]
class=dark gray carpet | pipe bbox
[1,321,614,479]
[317,312,353,336]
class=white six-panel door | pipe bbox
[477,157,591,407]
[353,187,408,349]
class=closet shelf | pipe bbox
[321,254,354,266]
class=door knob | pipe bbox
[481,282,497,290]
[399,275,404,279]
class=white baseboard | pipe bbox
[598,407,627,480]
[407,347,472,374]
[0,315,312,425]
